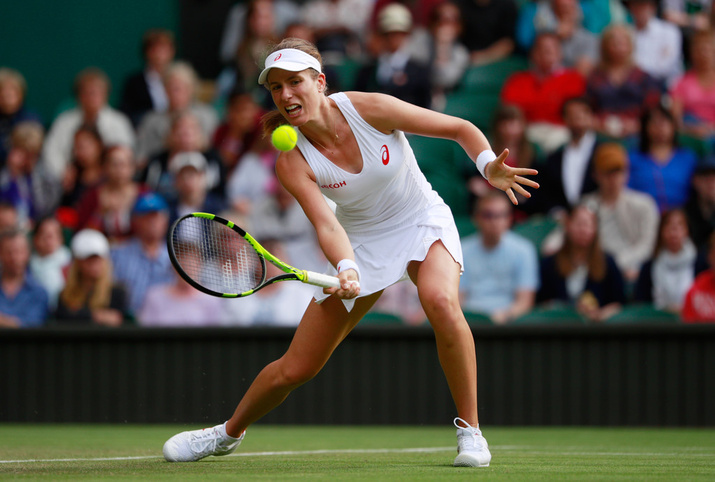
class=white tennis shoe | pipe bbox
[163,422,244,462]
[453,417,491,467]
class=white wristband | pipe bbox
[337,259,360,280]
[475,150,497,178]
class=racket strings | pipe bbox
[172,217,265,294]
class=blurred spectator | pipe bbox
[135,61,219,164]
[626,0,683,89]
[455,0,517,65]
[168,152,225,224]
[525,96,599,216]
[627,105,698,212]
[537,204,626,322]
[110,192,176,314]
[76,145,148,243]
[410,1,470,110]
[368,0,444,31]
[42,68,135,181]
[212,89,264,174]
[501,32,587,154]
[0,202,19,231]
[220,0,301,65]
[120,29,176,128]
[581,143,659,283]
[682,231,715,322]
[29,217,71,310]
[516,0,600,53]
[670,29,715,144]
[299,0,372,59]
[141,112,226,202]
[222,239,315,326]
[634,209,704,312]
[355,3,432,108]
[55,229,130,326]
[586,24,663,141]
[60,124,104,208]
[0,68,42,163]
[249,181,326,272]
[280,22,344,92]
[460,192,539,324]
[663,0,713,60]
[0,122,61,227]
[0,228,48,328]
[685,156,715,250]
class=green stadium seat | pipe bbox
[360,311,403,325]
[678,133,712,160]
[459,56,529,94]
[604,304,681,324]
[511,305,586,325]
[443,92,501,131]
[464,311,493,326]
[512,215,559,251]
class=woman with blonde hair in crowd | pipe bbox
[54,229,130,326]
[0,68,42,162]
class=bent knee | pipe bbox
[274,358,321,389]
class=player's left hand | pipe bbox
[324,269,360,299]
[485,148,540,205]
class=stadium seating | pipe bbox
[360,311,403,325]
[463,311,494,326]
[603,304,681,324]
[511,305,587,325]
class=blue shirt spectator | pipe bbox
[627,148,697,213]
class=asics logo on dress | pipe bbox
[381,145,390,165]
[321,180,347,189]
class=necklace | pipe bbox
[308,116,340,153]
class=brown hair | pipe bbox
[73,67,111,97]
[10,121,44,155]
[490,104,534,169]
[261,38,324,137]
[652,209,689,257]
[60,257,114,311]
[142,28,174,54]
[555,204,607,281]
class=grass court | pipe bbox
[1,425,713,480]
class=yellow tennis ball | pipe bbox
[271,125,298,152]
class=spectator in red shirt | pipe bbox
[501,32,587,155]
[682,231,715,323]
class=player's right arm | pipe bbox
[275,149,360,298]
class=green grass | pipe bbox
[0,425,714,480]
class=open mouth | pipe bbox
[285,104,302,117]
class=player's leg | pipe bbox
[407,241,490,467]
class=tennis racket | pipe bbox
[167,212,340,298]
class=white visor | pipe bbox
[258,48,322,85]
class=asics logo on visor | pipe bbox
[274,53,282,61]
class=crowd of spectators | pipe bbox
[2,0,715,328]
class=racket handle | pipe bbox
[304,270,341,289]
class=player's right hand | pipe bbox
[325,269,360,299]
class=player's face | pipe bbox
[268,69,326,126]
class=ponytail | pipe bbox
[262,110,290,138]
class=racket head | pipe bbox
[167,213,268,297]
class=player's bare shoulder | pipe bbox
[343,91,397,133]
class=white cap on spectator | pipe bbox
[169,151,207,174]
[71,229,110,259]
[378,3,412,33]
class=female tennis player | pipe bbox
[163,38,538,468]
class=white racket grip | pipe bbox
[304,270,341,289]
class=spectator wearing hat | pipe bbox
[0,228,48,328]
[110,192,176,314]
[355,3,432,108]
[581,143,660,283]
[682,231,715,322]
[168,152,226,225]
[685,156,715,251]
[55,229,131,326]
[626,0,683,89]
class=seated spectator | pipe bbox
[212,89,264,174]
[663,0,713,60]
[355,3,432,108]
[410,1,470,110]
[627,105,698,212]
[634,209,704,313]
[501,32,587,154]
[222,239,315,326]
[135,61,219,164]
[0,68,42,163]
[55,229,131,326]
[670,29,715,145]
[141,111,226,202]
[537,204,626,322]
[455,0,517,65]
[120,28,176,128]
[110,192,176,315]
[138,245,226,327]
[685,156,715,250]
[682,231,715,322]
[0,228,48,328]
[29,216,71,310]
[525,96,599,216]
[626,0,683,89]
[42,68,135,181]
[299,0,372,59]
[586,24,663,141]
[460,192,539,324]
[581,143,659,283]
[76,145,148,243]
[60,124,105,209]
[168,152,225,224]
[516,0,601,54]
[0,202,19,231]
[0,122,61,227]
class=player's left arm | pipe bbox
[346,91,539,204]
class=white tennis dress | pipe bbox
[296,92,463,311]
